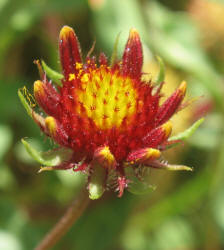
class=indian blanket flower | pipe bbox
[20,26,195,199]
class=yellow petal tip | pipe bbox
[129,28,139,39]
[162,121,173,137]
[178,81,187,95]
[146,148,161,159]
[45,116,57,135]
[59,25,74,40]
[34,80,44,95]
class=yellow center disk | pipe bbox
[72,66,138,130]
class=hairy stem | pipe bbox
[35,188,90,250]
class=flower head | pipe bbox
[20,26,194,198]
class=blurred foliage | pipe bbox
[1,0,224,249]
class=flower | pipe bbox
[21,26,193,198]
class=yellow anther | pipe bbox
[81,73,89,83]
[78,69,83,77]
[69,73,75,81]
[75,68,137,130]
[75,62,82,70]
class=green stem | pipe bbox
[35,188,90,250]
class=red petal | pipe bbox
[155,81,187,126]
[122,28,143,79]
[142,121,172,148]
[73,162,88,172]
[127,148,161,164]
[34,80,61,117]
[117,176,128,197]
[59,26,82,80]
[98,52,108,66]
[45,116,69,147]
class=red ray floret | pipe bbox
[122,28,143,79]
[34,78,61,118]
[59,26,82,80]
[31,25,189,197]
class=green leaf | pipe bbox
[169,118,204,141]
[21,139,73,167]
[155,55,165,85]
[18,88,45,128]
[17,88,32,117]
[41,60,63,87]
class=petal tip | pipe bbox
[45,116,57,136]
[34,80,44,96]
[178,81,187,96]
[129,28,140,39]
[146,148,161,159]
[161,121,173,137]
[122,27,143,78]
[93,146,116,169]
[59,25,74,40]
[127,148,161,164]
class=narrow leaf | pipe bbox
[18,88,32,117]
[150,160,193,171]
[41,60,63,87]
[169,118,204,141]
[21,139,73,166]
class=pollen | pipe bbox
[81,73,89,83]
[74,66,137,129]
[75,62,82,70]
[69,74,75,81]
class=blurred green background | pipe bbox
[1,0,224,249]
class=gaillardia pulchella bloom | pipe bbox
[20,26,194,198]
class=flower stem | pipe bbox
[35,188,90,250]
